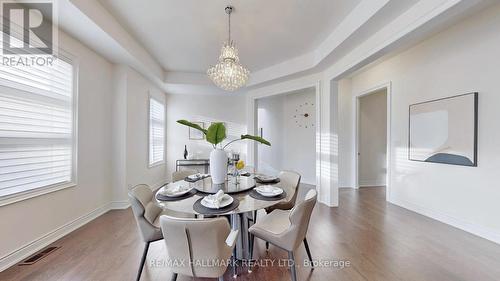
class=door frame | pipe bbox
[353,82,392,199]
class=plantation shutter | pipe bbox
[149,97,165,166]
[0,56,75,198]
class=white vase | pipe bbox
[210,149,228,184]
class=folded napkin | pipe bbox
[255,175,278,181]
[160,184,188,196]
[187,173,201,180]
[204,190,225,208]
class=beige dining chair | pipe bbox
[243,165,255,174]
[160,215,239,281]
[265,170,301,213]
[172,168,198,182]
[248,189,317,281]
[128,184,191,281]
[252,170,301,250]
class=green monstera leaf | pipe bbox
[177,120,207,135]
[241,134,271,146]
[206,122,226,145]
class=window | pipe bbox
[0,57,76,204]
[149,97,165,167]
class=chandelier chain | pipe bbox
[228,9,231,43]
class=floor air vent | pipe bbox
[19,246,60,266]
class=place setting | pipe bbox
[193,190,240,215]
[249,185,287,201]
[156,182,198,201]
[254,174,280,184]
[184,173,210,182]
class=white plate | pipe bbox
[201,194,234,209]
[255,186,283,197]
[160,184,193,197]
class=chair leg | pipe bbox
[248,233,255,273]
[171,273,178,281]
[136,241,150,281]
[232,248,237,278]
[287,251,297,281]
[303,238,314,268]
[249,234,255,260]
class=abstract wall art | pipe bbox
[409,92,478,166]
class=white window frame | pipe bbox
[0,55,78,206]
[148,95,165,168]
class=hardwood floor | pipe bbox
[2,186,500,281]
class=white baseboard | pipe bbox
[358,180,386,187]
[109,200,130,209]
[389,197,500,245]
[0,200,127,272]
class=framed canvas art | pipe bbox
[408,92,478,166]
[189,122,205,140]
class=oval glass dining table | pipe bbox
[155,175,293,260]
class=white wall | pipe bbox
[340,3,500,243]
[338,79,353,188]
[125,68,167,189]
[358,89,387,186]
[0,31,114,264]
[165,94,247,181]
[256,89,316,184]
[111,65,128,203]
[283,89,316,184]
[257,95,285,176]
[110,66,168,203]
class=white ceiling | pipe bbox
[98,0,362,73]
[58,0,493,95]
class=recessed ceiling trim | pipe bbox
[247,0,390,86]
[323,0,468,80]
[59,0,486,95]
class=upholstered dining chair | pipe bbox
[160,216,239,281]
[248,189,317,281]
[172,168,198,182]
[265,170,301,213]
[128,184,191,281]
[251,170,301,250]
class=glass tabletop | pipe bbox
[155,175,293,215]
[192,176,256,194]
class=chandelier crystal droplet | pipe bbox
[207,6,250,91]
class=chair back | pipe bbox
[288,189,317,249]
[172,169,198,182]
[243,165,255,174]
[128,184,162,242]
[274,170,301,210]
[160,216,233,278]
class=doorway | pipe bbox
[355,87,389,190]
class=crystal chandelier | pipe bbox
[207,6,250,91]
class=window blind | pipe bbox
[149,97,165,166]
[0,56,75,198]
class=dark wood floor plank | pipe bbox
[2,186,500,281]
